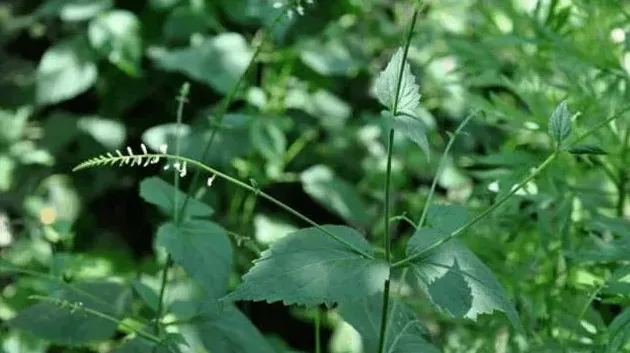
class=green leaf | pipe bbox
[77,116,126,149]
[568,144,606,155]
[426,204,470,234]
[548,100,572,147]
[250,119,286,162]
[391,112,430,159]
[140,177,214,218]
[300,165,372,227]
[149,33,253,94]
[190,304,276,353]
[374,48,421,113]
[300,40,361,76]
[156,220,232,298]
[224,225,388,307]
[88,10,142,76]
[339,294,440,353]
[607,307,630,353]
[9,282,131,345]
[406,230,521,330]
[36,36,98,105]
[131,279,159,311]
[111,335,183,353]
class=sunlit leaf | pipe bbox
[140,177,214,219]
[374,48,421,114]
[548,100,572,148]
[88,10,142,76]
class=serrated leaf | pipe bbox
[374,48,421,113]
[392,113,430,159]
[339,294,440,353]
[301,165,371,227]
[88,10,142,76]
[405,206,521,330]
[426,204,470,234]
[156,220,232,299]
[568,144,606,155]
[190,304,276,353]
[223,225,388,307]
[140,177,214,219]
[9,282,131,345]
[548,100,572,147]
[36,36,98,105]
[607,307,630,353]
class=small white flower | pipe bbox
[116,149,124,157]
[126,146,134,156]
[296,5,304,15]
[164,164,170,170]
[159,144,168,154]
[141,143,148,155]
[174,161,181,171]
[272,1,283,8]
[179,161,187,178]
[207,174,217,187]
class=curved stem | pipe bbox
[314,307,322,353]
[29,295,162,344]
[393,152,558,268]
[617,127,629,216]
[417,110,477,228]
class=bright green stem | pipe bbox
[376,279,391,353]
[314,307,322,353]
[383,129,395,262]
[29,295,162,344]
[378,4,421,353]
[393,152,558,268]
[177,25,271,219]
[154,82,190,336]
[418,110,477,228]
[76,154,374,259]
[617,127,630,216]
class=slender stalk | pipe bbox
[617,127,629,216]
[29,295,162,344]
[417,110,477,228]
[377,4,421,353]
[567,105,630,147]
[376,279,391,353]
[154,83,190,336]
[314,307,322,353]
[75,154,374,259]
[178,20,278,218]
[393,152,558,268]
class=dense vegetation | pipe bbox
[1,0,630,352]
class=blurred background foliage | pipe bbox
[1,0,630,352]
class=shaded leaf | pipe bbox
[9,282,131,345]
[374,48,421,113]
[548,100,572,147]
[156,220,232,299]
[88,10,142,76]
[250,119,286,162]
[301,165,371,227]
[224,225,388,307]
[300,40,361,76]
[391,113,430,159]
[426,204,470,234]
[568,144,606,155]
[36,36,98,105]
[140,177,214,219]
[149,33,252,94]
[339,294,440,353]
[607,307,630,353]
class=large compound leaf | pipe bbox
[224,226,388,306]
[9,282,131,345]
[339,294,440,353]
[140,177,214,219]
[374,48,421,114]
[300,165,372,227]
[156,220,232,299]
[36,36,98,105]
[405,206,521,330]
[149,33,252,94]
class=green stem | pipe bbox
[567,105,630,147]
[75,154,373,259]
[378,4,421,353]
[154,82,190,336]
[417,110,477,228]
[376,279,391,353]
[178,21,277,219]
[617,127,629,216]
[314,307,322,353]
[383,129,395,262]
[29,295,161,344]
[393,152,559,268]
